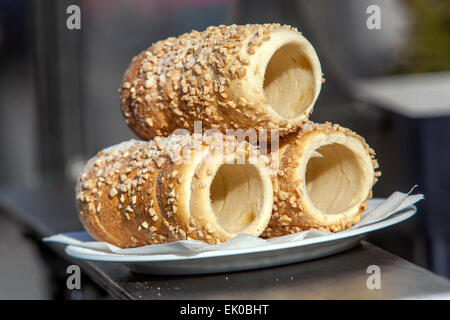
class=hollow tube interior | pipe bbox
[305,143,366,214]
[209,164,264,233]
[263,42,315,119]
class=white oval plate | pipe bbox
[65,199,417,275]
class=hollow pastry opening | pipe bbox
[305,143,367,214]
[263,42,315,119]
[209,164,264,233]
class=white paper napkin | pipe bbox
[43,187,423,256]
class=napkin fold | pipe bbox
[43,188,423,256]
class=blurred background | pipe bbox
[0,0,448,298]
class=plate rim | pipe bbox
[65,203,417,262]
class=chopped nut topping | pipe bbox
[109,187,118,198]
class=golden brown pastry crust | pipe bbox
[76,135,273,248]
[119,23,323,140]
[263,122,380,237]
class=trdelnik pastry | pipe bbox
[76,133,274,248]
[75,22,383,249]
[263,122,381,237]
[120,23,323,141]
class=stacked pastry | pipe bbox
[77,24,380,248]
